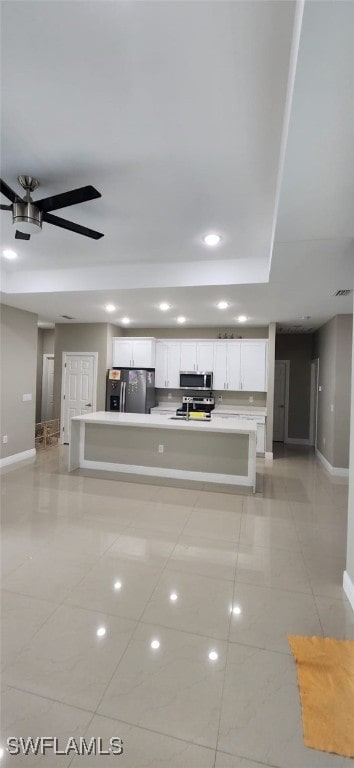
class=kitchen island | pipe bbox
[68,411,257,491]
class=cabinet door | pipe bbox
[166,342,181,388]
[213,343,227,390]
[132,340,155,368]
[226,342,241,390]
[155,342,168,388]
[180,342,197,371]
[112,339,132,367]
[241,342,267,391]
[197,342,214,372]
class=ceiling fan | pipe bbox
[0,176,104,240]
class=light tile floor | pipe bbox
[1,444,353,767]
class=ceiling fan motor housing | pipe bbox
[12,201,42,232]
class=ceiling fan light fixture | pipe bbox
[12,202,42,234]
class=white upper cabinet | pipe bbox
[166,342,181,388]
[155,342,167,388]
[112,338,155,369]
[112,339,132,368]
[113,336,267,391]
[213,343,228,390]
[180,342,197,371]
[226,342,242,390]
[212,340,268,391]
[155,341,180,388]
[180,341,214,372]
[240,341,268,392]
[197,342,214,371]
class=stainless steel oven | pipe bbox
[179,371,213,390]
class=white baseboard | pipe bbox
[343,571,354,613]
[265,452,273,460]
[0,447,36,469]
[316,448,349,477]
[285,437,310,446]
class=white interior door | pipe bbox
[273,361,287,442]
[62,353,96,443]
[41,354,55,421]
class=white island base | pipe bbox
[69,412,257,492]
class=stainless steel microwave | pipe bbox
[179,371,213,390]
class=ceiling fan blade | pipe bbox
[43,212,104,240]
[1,178,22,203]
[1,203,12,210]
[15,230,31,240]
[35,185,101,213]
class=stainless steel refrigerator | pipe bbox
[106,368,156,414]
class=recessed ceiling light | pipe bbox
[96,626,106,637]
[237,315,247,323]
[121,317,130,325]
[105,303,116,313]
[151,639,160,649]
[203,233,221,247]
[2,249,17,260]
[159,302,170,311]
[113,581,122,590]
[177,316,186,324]
[231,604,242,615]
[208,650,218,661]
[217,301,229,310]
[169,592,178,602]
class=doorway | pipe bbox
[41,354,55,421]
[309,358,319,448]
[273,360,289,442]
[60,352,98,443]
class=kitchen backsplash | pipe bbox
[156,389,267,407]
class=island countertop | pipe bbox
[70,411,257,435]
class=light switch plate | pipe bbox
[22,393,32,401]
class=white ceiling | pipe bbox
[1,0,353,329]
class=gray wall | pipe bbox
[53,324,112,418]
[266,323,276,452]
[275,334,313,440]
[36,328,55,422]
[122,326,269,339]
[313,314,353,468]
[85,423,249,477]
[346,311,354,588]
[0,303,38,459]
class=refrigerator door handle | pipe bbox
[123,381,127,412]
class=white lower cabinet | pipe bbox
[155,341,180,389]
[217,412,266,455]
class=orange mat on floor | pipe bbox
[288,635,354,758]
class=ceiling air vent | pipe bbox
[333,289,353,297]
[60,314,75,320]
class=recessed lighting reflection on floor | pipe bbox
[96,627,106,637]
[208,650,218,661]
[150,639,160,650]
[230,604,242,615]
